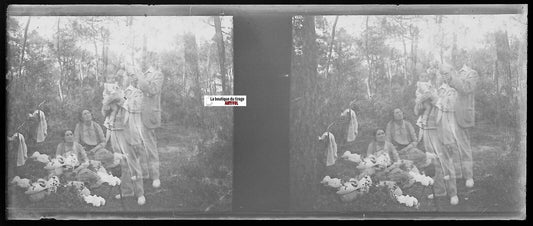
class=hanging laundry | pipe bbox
[10,133,28,167]
[319,132,337,166]
[29,110,47,143]
[341,109,358,142]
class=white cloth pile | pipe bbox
[341,151,361,163]
[31,151,50,163]
[408,171,434,186]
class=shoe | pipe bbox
[137,196,146,205]
[115,193,134,199]
[466,179,474,188]
[152,179,161,188]
[450,196,459,205]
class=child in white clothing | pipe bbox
[414,72,437,130]
[102,70,125,130]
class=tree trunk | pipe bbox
[17,16,31,79]
[128,17,135,68]
[290,16,323,211]
[494,60,500,124]
[324,16,339,79]
[205,45,212,94]
[436,15,444,65]
[184,34,202,104]
[142,33,147,72]
[364,16,373,99]
[214,16,227,94]
[90,19,99,81]
[102,30,107,77]
[451,32,458,68]
[56,17,64,102]
[411,27,419,85]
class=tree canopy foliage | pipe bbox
[7,16,234,145]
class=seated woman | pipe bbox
[56,130,102,188]
[385,108,430,170]
[73,109,106,158]
[56,130,89,164]
[366,129,415,188]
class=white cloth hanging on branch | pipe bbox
[341,108,359,142]
[319,132,337,166]
[29,110,47,143]
[10,133,28,166]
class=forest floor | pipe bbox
[312,121,526,217]
[7,123,232,219]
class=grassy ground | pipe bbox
[309,121,526,217]
[7,123,232,219]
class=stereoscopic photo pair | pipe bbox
[5,5,527,219]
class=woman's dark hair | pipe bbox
[373,128,385,140]
[59,129,73,140]
[391,108,403,119]
[78,109,92,122]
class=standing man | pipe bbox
[443,64,479,188]
[137,64,164,188]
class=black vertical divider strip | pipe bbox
[233,15,291,213]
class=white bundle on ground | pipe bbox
[11,176,31,188]
[96,171,121,186]
[31,151,50,163]
[357,155,377,169]
[44,156,67,176]
[374,153,391,169]
[354,175,373,193]
[395,194,419,208]
[46,176,60,193]
[44,156,65,169]
[24,179,49,201]
[408,171,434,186]
[321,176,342,189]
[341,151,361,163]
[63,152,80,168]
[83,194,106,207]
[336,181,357,195]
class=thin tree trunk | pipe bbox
[90,19,99,81]
[56,17,64,102]
[206,44,212,94]
[214,16,227,94]
[142,33,147,72]
[364,16,373,99]
[17,16,31,79]
[412,28,419,84]
[128,17,135,68]
[93,39,98,81]
[324,16,339,79]
[451,32,458,68]
[494,60,500,124]
[102,31,107,77]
